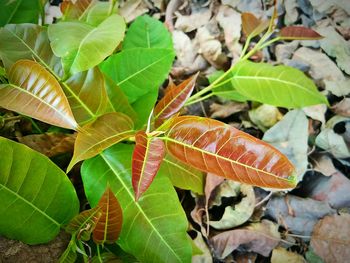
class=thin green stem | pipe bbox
[240,35,252,59]
[258,36,281,50]
[78,241,89,263]
[96,245,103,263]
[185,93,214,106]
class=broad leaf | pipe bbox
[67,112,134,171]
[81,144,192,262]
[241,12,269,38]
[93,187,123,244]
[65,207,102,241]
[132,131,166,200]
[0,137,79,244]
[0,24,63,76]
[100,48,174,104]
[79,1,119,26]
[230,60,328,107]
[159,155,205,194]
[0,60,78,130]
[123,15,173,49]
[104,74,137,121]
[209,71,248,102]
[0,0,40,26]
[164,116,297,189]
[279,26,323,40]
[64,67,108,125]
[48,14,125,75]
[154,73,198,127]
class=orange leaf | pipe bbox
[61,0,92,20]
[132,131,166,201]
[279,26,323,40]
[164,116,297,189]
[154,73,198,127]
[0,60,78,130]
[93,187,123,244]
[241,13,269,38]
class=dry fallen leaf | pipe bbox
[17,133,76,157]
[311,154,337,176]
[210,220,280,259]
[210,102,248,119]
[271,247,306,263]
[119,0,148,23]
[175,9,212,32]
[331,98,350,117]
[311,213,350,263]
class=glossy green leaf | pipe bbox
[123,15,173,49]
[209,71,248,102]
[230,61,328,107]
[100,48,174,104]
[93,187,123,244]
[48,14,125,75]
[0,0,40,26]
[0,137,79,244]
[0,24,63,77]
[0,60,78,130]
[67,112,134,172]
[80,1,119,26]
[65,207,102,241]
[132,131,166,201]
[159,155,205,194]
[64,67,108,125]
[104,74,137,121]
[100,15,175,128]
[164,116,297,189]
[81,144,192,262]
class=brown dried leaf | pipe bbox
[211,220,281,259]
[241,12,269,38]
[280,26,323,40]
[18,133,76,157]
[331,98,350,117]
[311,214,350,263]
[210,102,248,119]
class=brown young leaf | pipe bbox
[154,73,198,127]
[211,220,281,259]
[280,26,323,40]
[164,116,297,189]
[132,131,166,201]
[67,112,134,172]
[93,187,123,244]
[311,214,350,263]
[65,207,102,241]
[0,60,78,130]
[241,13,269,38]
[18,133,76,157]
[61,0,93,20]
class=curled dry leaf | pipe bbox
[0,60,78,130]
[67,112,134,172]
[211,220,281,259]
[154,73,198,127]
[65,206,102,241]
[271,247,306,263]
[279,26,323,40]
[132,131,166,201]
[93,187,123,244]
[311,214,350,263]
[164,116,297,189]
[17,133,76,157]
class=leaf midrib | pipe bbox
[0,184,60,226]
[100,153,183,263]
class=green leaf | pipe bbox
[59,239,77,263]
[0,0,40,26]
[159,155,204,194]
[64,67,108,125]
[0,137,79,244]
[48,14,125,75]
[229,61,328,107]
[80,1,119,26]
[209,71,248,102]
[81,144,192,263]
[123,15,173,49]
[101,15,175,128]
[100,48,174,104]
[0,24,63,77]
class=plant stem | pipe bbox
[240,35,252,59]
[185,93,214,106]
[97,245,103,263]
[78,241,89,263]
[3,116,21,122]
